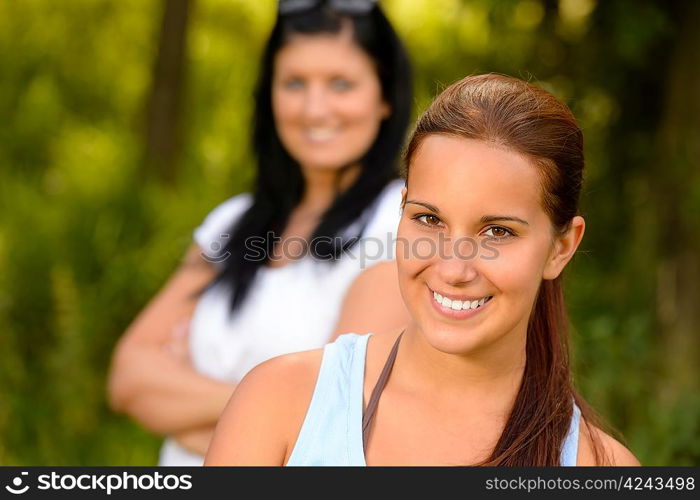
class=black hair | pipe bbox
[212,3,413,313]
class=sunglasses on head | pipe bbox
[278,0,378,16]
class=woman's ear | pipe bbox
[543,216,585,280]
[381,100,392,120]
[400,187,407,209]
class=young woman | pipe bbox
[107,0,412,466]
[205,74,641,466]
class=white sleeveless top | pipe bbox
[159,180,404,465]
[287,333,581,466]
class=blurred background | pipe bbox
[1,0,698,465]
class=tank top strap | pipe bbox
[362,330,404,449]
[560,403,581,466]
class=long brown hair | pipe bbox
[404,74,609,466]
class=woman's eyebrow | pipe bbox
[405,199,440,213]
[480,215,529,226]
[405,201,529,226]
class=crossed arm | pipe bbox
[107,251,409,457]
[106,244,236,456]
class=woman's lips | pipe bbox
[428,286,493,320]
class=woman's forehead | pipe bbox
[406,135,544,219]
[274,31,374,75]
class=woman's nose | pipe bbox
[433,236,480,285]
[302,85,331,121]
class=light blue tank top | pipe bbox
[287,333,581,466]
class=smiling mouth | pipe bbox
[431,290,493,311]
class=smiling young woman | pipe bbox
[204,74,640,466]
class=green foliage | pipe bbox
[1,0,697,465]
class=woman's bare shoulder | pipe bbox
[231,348,325,428]
[205,348,324,465]
[577,421,641,466]
[243,348,324,390]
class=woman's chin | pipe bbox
[417,320,492,356]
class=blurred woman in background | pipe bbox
[108,0,412,465]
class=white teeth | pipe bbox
[307,128,337,141]
[433,291,491,311]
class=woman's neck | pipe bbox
[297,163,362,214]
[395,322,527,414]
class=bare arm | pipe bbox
[331,260,410,341]
[107,244,236,435]
[205,350,321,466]
[172,425,215,457]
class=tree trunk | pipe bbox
[143,0,191,184]
[654,1,700,399]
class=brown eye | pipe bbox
[415,214,442,226]
[484,226,513,239]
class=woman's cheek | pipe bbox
[397,224,441,270]
[396,220,417,264]
[395,219,409,262]
[480,244,542,292]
